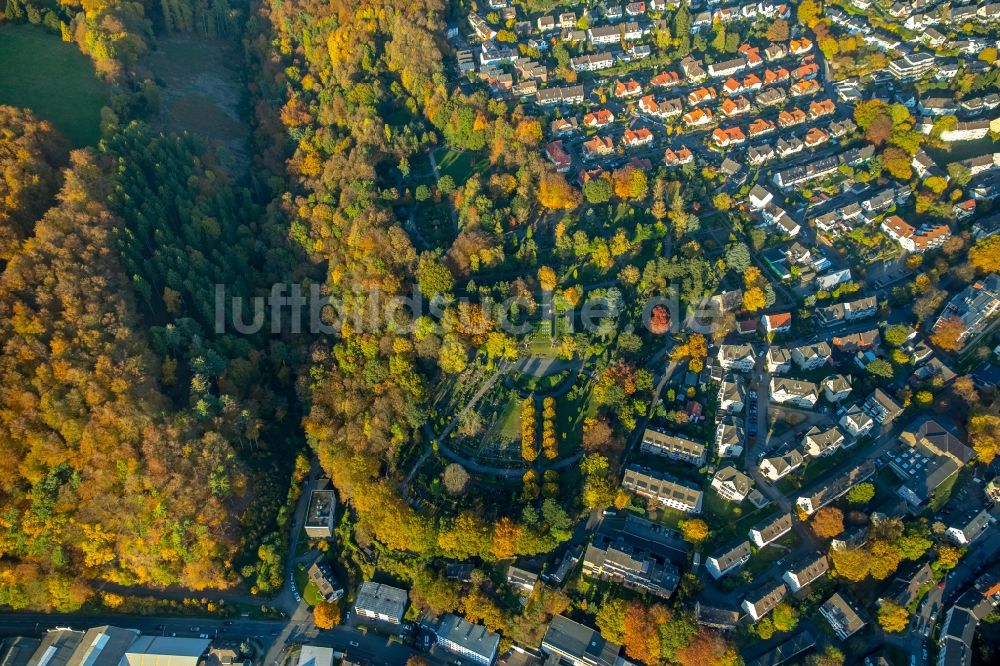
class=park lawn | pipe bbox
[434,147,488,184]
[303,581,324,607]
[0,25,107,146]
[557,383,595,455]
[498,396,522,442]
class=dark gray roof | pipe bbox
[542,615,620,666]
[436,614,500,663]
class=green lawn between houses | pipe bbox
[0,24,107,146]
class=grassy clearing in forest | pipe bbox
[0,25,106,146]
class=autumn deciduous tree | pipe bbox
[969,235,1000,273]
[935,546,962,572]
[812,507,845,538]
[743,286,766,312]
[869,540,904,580]
[538,265,557,291]
[538,172,580,210]
[846,483,875,505]
[679,518,710,544]
[442,464,470,495]
[596,597,628,642]
[650,305,671,334]
[969,413,1000,464]
[931,316,967,352]
[830,547,871,582]
[877,600,909,633]
[623,602,671,664]
[313,601,341,629]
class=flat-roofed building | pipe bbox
[819,593,866,639]
[305,480,337,538]
[122,637,212,666]
[297,646,334,666]
[354,582,408,624]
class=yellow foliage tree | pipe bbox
[877,601,909,633]
[314,601,341,629]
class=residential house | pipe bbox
[803,425,846,458]
[946,508,992,546]
[682,108,714,127]
[541,615,621,666]
[716,414,746,458]
[770,377,819,408]
[536,85,585,105]
[748,119,777,139]
[435,614,500,666]
[712,127,746,148]
[748,143,776,166]
[782,553,830,593]
[757,87,787,108]
[582,136,615,159]
[582,515,684,598]
[717,344,756,372]
[613,80,643,98]
[840,404,874,438]
[742,581,789,621]
[804,127,829,148]
[819,593,866,639]
[622,128,654,148]
[791,342,832,371]
[687,86,717,106]
[706,541,753,579]
[506,566,539,597]
[759,449,804,481]
[354,582,408,624]
[796,460,877,514]
[862,388,903,425]
[695,603,741,630]
[717,374,747,413]
[790,38,813,55]
[932,274,1000,345]
[621,465,703,513]
[651,71,682,88]
[571,53,615,72]
[823,375,852,403]
[308,560,344,602]
[750,512,793,548]
[640,428,707,466]
[708,57,747,79]
[720,96,752,117]
[664,146,694,166]
[815,296,878,326]
[762,312,792,334]
[766,347,792,374]
[545,141,572,172]
[712,466,754,503]
[808,99,836,120]
[680,56,707,82]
